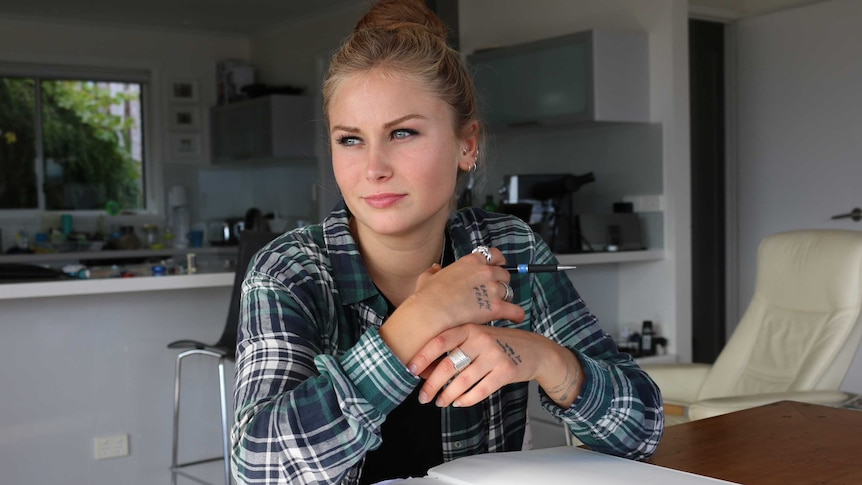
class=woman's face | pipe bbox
[328,68,477,240]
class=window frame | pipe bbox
[0,61,156,219]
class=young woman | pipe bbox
[231,1,663,484]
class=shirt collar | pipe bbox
[322,200,380,306]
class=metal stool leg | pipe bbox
[171,349,227,483]
[172,352,184,483]
[218,357,231,485]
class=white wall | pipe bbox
[735,0,862,392]
[249,3,368,92]
[458,0,692,360]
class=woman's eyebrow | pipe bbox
[384,114,427,128]
[331,114,427,134]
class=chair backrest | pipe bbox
[214,231,280,353]
[698,230,862,401]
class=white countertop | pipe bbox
[0,272,234,300]
[0,249,664,301]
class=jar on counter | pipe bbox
[142,224,159,249]
[116,226,142,250]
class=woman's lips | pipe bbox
[363,193,405,209]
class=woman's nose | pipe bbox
[365,146,393,181]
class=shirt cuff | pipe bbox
[326,326,420,416]
[539,350,612,426]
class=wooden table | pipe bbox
[651,400,862,484]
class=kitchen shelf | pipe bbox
[556,249,664,266]
[0,246,237,265]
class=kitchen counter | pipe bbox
[0,246,237,300]
[0,245,237,265]
[0,248,664,301]
[0,271,234,300]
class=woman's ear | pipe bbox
[457,121,480,172]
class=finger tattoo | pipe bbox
[496,339,522,365]
[473,284,491,310]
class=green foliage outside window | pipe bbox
[0,77,144,211]
[0,78,37,209]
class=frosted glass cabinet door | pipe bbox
[468,29,648,126]
[473,41,588,126]
[211,97,270,159]
[211,95,314,162]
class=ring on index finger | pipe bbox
[472,245,492,264]
[499,281,514,302]
[448,347,472,373]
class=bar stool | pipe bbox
[168,231,278,485]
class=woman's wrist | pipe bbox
[536,342,584,408]
[379,294,451,364]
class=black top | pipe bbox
[358,379,443,484]
[359,235,454,484]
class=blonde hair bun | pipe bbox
[355,0,449,42]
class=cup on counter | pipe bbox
[60,214,74,236]
[188,230,204,248]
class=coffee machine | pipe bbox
[499,172,595,253]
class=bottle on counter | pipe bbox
[482,194,498,212]
[640,320,655,357]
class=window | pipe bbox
[0,65,148,212]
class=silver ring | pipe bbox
[448,347,471,373]
[472,245,492,264]
[499,281,514,302]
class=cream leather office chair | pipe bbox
[642,230,862,425]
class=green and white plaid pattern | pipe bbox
[231,202,663,484]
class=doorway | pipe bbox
[689,19,727,363]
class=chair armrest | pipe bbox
[639,363,712,404]
[688,390,854,421]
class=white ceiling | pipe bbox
[0,0,361,36]
[0,0,829,36]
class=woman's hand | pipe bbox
[409,323,585,409]
[412,247,525,329]
[380,247,525,363]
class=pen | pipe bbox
[504,264,577,274]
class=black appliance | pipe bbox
[499,173,595,253]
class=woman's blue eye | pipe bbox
[392,128,417,140]
[336,135,361,146]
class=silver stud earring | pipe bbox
[474,149,480,161]
[462,148,467,156]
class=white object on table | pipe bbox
[384,446,738,485]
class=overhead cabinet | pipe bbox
[210,94,315,162]
[468,29,649,127]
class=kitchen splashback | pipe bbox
[163,163,319,230]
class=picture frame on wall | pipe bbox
[168,106,200,131]
[169,133,201,159]
[167,78,199,103]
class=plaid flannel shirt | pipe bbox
[231,202,663,485]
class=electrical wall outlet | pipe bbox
[94,434,129,460]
